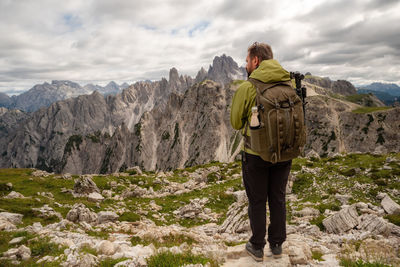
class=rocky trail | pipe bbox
[0,152,400,266]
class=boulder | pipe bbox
[2,245,31,261]
[4,191,25,199]
[97,240,116,255]
[0,212,23,225]
[283,239,312,265]
[322,204,359,234]
[381,195,400,215]
[32,204,63,220]
[66,203,98,224]
[73,176,100,195]
[97,211,119,224]
[293,207,320,217]
[88,192,104,202]
[357,214,391,235]
[305,149,320,159]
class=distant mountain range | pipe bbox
[357,82,400,106]
[0,81,130,113]
[0,54,246,113]
[1,54,399,174]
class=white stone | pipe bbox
[381,195,400,215]
[322,205,359,234]
[0,212,23,225]
[88,192,104,202]
[97,211,119,224]
[18,245,31,261]
[0,218,17,230]
[102,190,113,198]
[97,240,116,255]
[9,237,24,245]
[4,191,25,199]
[66,203,98,224]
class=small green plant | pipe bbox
[310,215,326,231]
[146,251,217,267]
[311,250,324,261]
[352,107,392,114]
[80,244,98,256]
[119,212,141,222]
[384,214,400,226]
[339,258,391,267]
[29,237,66,257]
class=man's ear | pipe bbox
[254,56,260,67]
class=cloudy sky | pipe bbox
[1,0,399,96]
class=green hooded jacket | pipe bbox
[230,59,291,156]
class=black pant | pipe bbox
[242,152,291,250]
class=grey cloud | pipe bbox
[216,0,277,21]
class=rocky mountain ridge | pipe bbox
[305,76,357,96]
[0,80,129,113]
[0,54,246,114]
[1,56,399,174]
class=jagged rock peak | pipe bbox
[169,67,180,84]
[51,80,81,88]
[207,54,247,86]
[195,67,208,83]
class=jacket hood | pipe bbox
[249,59,290,83]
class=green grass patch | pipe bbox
[146,251,217,267]
[316,201,341,213]
[119,212,141,222]
[86,230,110,240]
[99,257,131,267]
[384,214,400,226]
[352,107,392,114]
[311,250,325,261]
[310,215,326,231]
[80,244,98,256]
[29,237,66,257]
[339,258,391,267]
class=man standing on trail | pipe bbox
[230,42,295,262]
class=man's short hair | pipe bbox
[248,42,273,61]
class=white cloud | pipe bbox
[0,0,399,95]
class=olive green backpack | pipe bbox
[244,78,306,163]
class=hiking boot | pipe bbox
[245,241,263,262]
[270,243,282,258]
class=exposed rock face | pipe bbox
[305,77,357,95]
[66,203,98,224]
[381,195,400,215]
[97,211,119,224]
[305,95,400,156]
[1,55,400,174]
[73,176,100,195]
[0,80,130,113]
[219,191,250,234]
[0,93,12,109]
[0,212,23,225]
[207,54,247,86]
[195,67,208,83]
[0,107,29,139]
[357,214,391,235]
[168,68,194,95]
[32,205,63,220]
[322,205,359,234]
